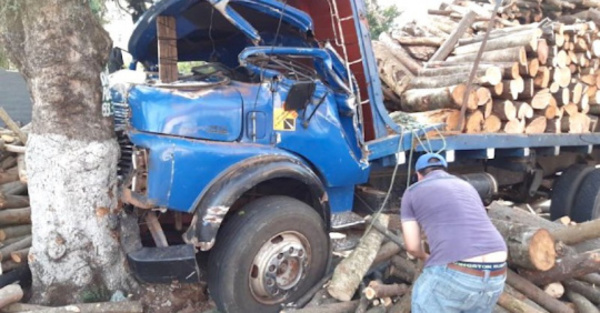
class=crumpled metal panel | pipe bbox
[128,84,243,142]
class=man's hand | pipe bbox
[402,220,428,260]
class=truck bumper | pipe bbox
[127,244,200,283]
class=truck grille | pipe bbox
[112,102,133,180]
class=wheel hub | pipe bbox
[250,232,310,304]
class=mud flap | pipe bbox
[127,244,200,283]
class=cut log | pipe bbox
[0,108,27,144]
[506,269,574,313]
[0,226,31,242]
[400,85,478,112]
[561,113,591,133]
[0,284,23,310]
[552,67,572,88]
[363,281,408,300]
[379,33,421,75]
[490,219,555,271]
[571,82,584,105]
[537,39,549,65]
[565,291,599,313]
[452,29,541,55]
[550,219,600,245]
[564,280,600,305]
[372,42,412,97]
[580,273,600,286]
[389,256,418,283]
[528,59,540,78]
[0,208,30,227]
[428,11,478,63]
[542,104,559,120]
[466,110,485,133]
[517,102,534,119]
[447,46,528,66]
[543,282,565,299]
[518,79,536,100]
[484,115,502,133]
[477,87,492,106]
[519,250,600,286]
[327,215,389,301]
[0,196,29,210]
[0,303,51,313]
[499,79,525,100]
[483,100,493,119]
[546,118,562,133]
[503,119,525,134]
[9,248,28,263]
[0,182,26,196]
[0,170,18,186]
[497,292,544,313]
[553,88,570,106]
[504,284,550,313]
[530,90,553,109]
[493,100,517,120]
[525,116,547,134]
[534,66,550,88]
[404,109,461,131]
[373,241,402,266]
[394,36,445,47]
[409,71,499,88]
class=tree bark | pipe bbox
[363,281,408,300]
[0,208,31,227]
[490,219,556,271]
[3,301,145,313]
[493,100,518,121]
[0,196,29,210]
[328,215,389,301]
[452,29,540,55]
[519,250,600,286]
[400,85,478,112]
[428,11,478,63]
[506,269,574,313]
[564,279,600,305]
[379,33,421,75]
[389,256,418,283]
[550,219,600,245]
[565,291,599,313]
[372,41,412,97]
[0,284,23,310]
[497,292,545,313]
[447,47,528,66]
[0,0,135,304]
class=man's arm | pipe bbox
[401,221,428,260]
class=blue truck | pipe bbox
[109,0,600,312]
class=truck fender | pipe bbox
[182,155,330,251]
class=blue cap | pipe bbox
[415,153,448,172]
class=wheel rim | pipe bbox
[249,231,311,304]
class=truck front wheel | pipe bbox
[571,169,600,222]
[207,196,330,313]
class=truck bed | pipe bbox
[367,132,600,163]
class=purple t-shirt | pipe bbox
[401,170,507,267]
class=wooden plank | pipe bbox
[157,15,178,83]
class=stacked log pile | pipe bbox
[0,109,30,312]
[377,0,600,134]
[282,202,600,313]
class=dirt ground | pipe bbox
[139,282,214,313]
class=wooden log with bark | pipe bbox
[327,215,389,301]
[520,250,600,286]
[400,85,478,112]
[550,219,600,245]
[0,284,22,310]
[490,219,556,271]
[506,269,574,313]
[363,281,408,300]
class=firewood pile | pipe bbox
[283,202,600,313]
[377,0,600,134]
[0,109,30,278]
[0,109,31,312]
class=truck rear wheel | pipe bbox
[207,196,330,313]
[550,164,594,220]
[570,168,600,222]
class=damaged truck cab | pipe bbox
[111,0,382,312]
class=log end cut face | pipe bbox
[528,228,556,272]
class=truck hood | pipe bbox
[129,0,314,66]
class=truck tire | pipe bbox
[550,164,594,220]
[207,196,330,313]
[570,169,600,222]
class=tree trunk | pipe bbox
[452,29,540,55]
[447,47,528,66]
[506,270,574,313]
[0,0,136,304]
[400,85,478,112]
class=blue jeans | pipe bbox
[412,265,505,313]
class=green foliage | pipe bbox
[88,0,106,22]
[178,61,206,74]
[366,3,400,39]
[80,285,111,303]
[0,47,10,69]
